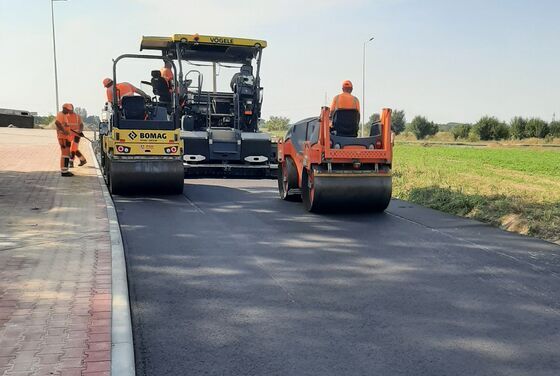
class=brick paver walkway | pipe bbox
[0,129,112,376]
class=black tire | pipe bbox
[108,160,122,195]
[278,157,300,201]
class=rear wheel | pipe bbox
[278,157,300,201]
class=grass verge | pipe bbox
[393,144,560,244]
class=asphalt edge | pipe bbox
[90,142,136,376]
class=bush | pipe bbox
[473,116,510,140]
[510,117,528,140]
[549,121,560,138]
[391,110,406,135]
[451,124,472,140]
[407,116,438,140]
[526,118,550,138]
[264,116,290,131]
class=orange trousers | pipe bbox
[69,135,86,162]
[57,136,71,172]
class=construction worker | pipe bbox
[103,78,150,104]
[67,107,87,168]
[330,80,360,115]
[160,61,174,86]
[54,103,75,177]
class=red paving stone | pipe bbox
[0,129,112,375]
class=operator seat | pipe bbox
[150,70,171,103]
[121,96,146,120]
[332,109,360,137]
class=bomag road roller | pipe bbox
[140,34,276,177]
[277,106,393,212]
[99,54,184,195]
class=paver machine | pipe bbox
[277,106,393,212]
[99,54,184,195]
[140,34,276,177]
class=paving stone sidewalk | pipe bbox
[0,129,112,376]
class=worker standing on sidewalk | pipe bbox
[54,103,74,177]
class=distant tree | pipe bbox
[525,118,549,138]
[510,117,528,140]
[368,113,380,124]
[33,115,55,126]
[451,124,472,140]
[84,115,100,126]
[549,121,560,137]
[391,109,406,135]
[473,116,509,140]
[74,107,88,119]
[264,116,290,131]
[407,116,438,140]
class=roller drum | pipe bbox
[302,170,392,213]
[108,159,184,195]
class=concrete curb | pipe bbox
[90,142,136,376]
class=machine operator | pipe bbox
[330,80,360,115]
[103,78,150,104]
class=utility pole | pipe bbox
[50,0,67,113]
[361,36,374,137]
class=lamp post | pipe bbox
[50,0,67,113]
[361,36,374,137]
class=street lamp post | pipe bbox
[361,36,374,137]
[50,0,67,113]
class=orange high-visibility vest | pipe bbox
[106,82,137,103]
[330,92,361,114]
[55,112,82,135]
[160,67,174,84]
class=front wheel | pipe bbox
[278,158,300,201]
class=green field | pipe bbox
[393,144,560,244]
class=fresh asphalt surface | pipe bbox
[114,179,560,376]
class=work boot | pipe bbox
[79,159,87,166]
[61,171,74,177]
[69,160,74,168]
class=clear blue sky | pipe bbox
[0,0,559,124]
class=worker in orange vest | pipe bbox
[54,103,76,176]
[160,61,174,86]
[103,78,150,104]
[330,80,360,115]
[66,107,87,168]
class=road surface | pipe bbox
[114,179,560,376]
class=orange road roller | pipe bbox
[277,107,393,212]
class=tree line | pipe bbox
[262,111,560,141]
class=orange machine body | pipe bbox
[277,106,393,212]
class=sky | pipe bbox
[0,0,559,124]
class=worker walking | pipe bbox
[330,80,360,115]
[103,78,150,104]
[54,103,76,177]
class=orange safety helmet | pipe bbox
[342,80,353,90]
[62,103,74,112]
[103,78,113,88]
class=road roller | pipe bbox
[99,54,184,195]
[277,106,393,212]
